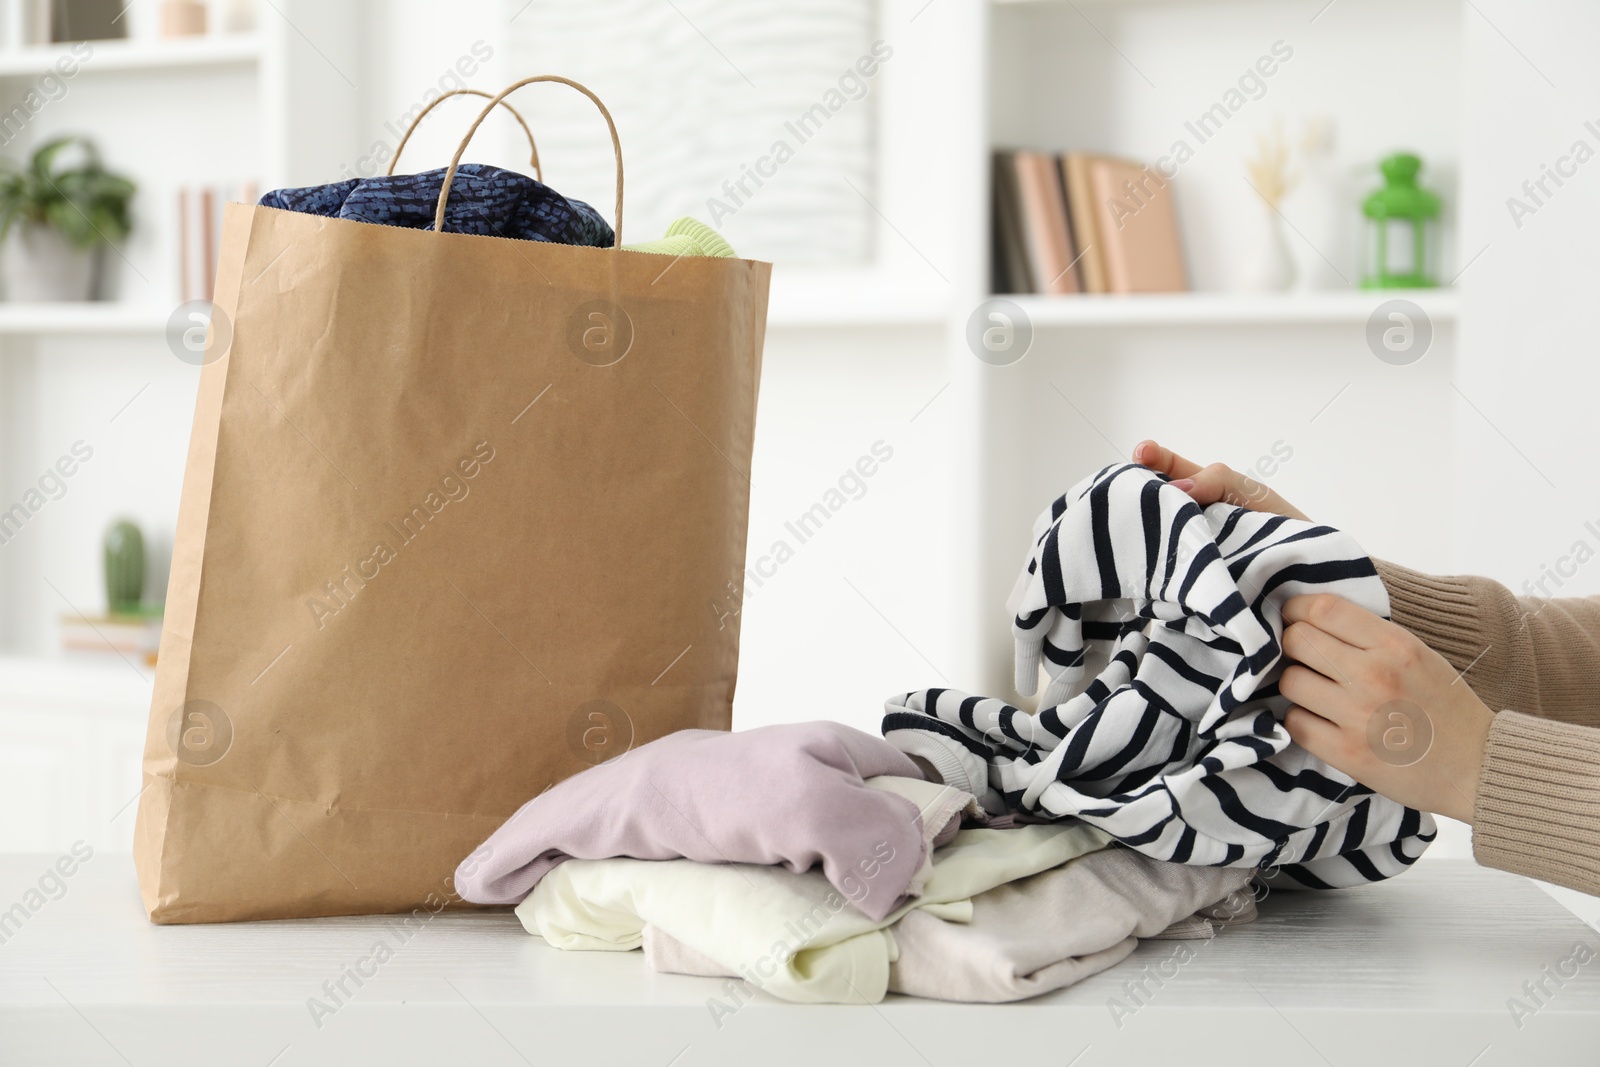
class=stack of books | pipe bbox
[59,611,163,668]
[992,150,1189,296]
[178,182,258,303]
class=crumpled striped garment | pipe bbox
[882,463,1435,889]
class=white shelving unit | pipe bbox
[765,269,946,328]
[1007,289,1459,327]
[0,303,169,334]
[0,33,262,76]
[0,654,150,852]
[0,0,360,852]
[937,0,1471,691]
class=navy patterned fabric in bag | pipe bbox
[259,163,614,248]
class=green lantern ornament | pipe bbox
[1361,152,1441,289]
[104,519,145,615]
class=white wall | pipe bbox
[1454,0,1600,596]
[736,325,952,735]
[1446,0,1600,880]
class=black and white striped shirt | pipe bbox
[883,463,1435,889]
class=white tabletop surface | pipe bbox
[1,855,1597,1067]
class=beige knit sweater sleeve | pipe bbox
[1375,559,1600,895]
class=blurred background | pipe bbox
[0,0,1591,906]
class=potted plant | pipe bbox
[0,136,135,302]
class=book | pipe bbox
[991,151,1033,294]
[178,181,258,303]
[1039,151,1080,293]
[1054,155,1081,286]
[52,0,129,42]
[1062,153,1108,294]
[1014,150,1080,295]
[59,611,163,667]
[26,0,51,43]
[1085,156,1189,293]
[993,149,1190,297]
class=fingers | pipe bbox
[1282,621,1364,685]
[1175,463,1247,508]
[1279,663,1356,722]
[1282,594,1388,650]
[1283,704,1345,763]
[1133,440,1203,479]
[1134,441,1309,520]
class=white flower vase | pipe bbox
[1288,164,1349,290]
[1286,117,1349,291]
[1239,206,1296,293]
[2,224,94,302]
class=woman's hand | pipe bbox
[1279,593,1496,824]
[1132,440,1309,522]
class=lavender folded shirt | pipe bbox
[454,722,932,920]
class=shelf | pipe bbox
[766,294,945,328]
[764,270,946,328]
[0,292,1457,335]
[997,289,1460,327]
[0,303,169,335]
[0,653,152,711]
[991,0,1252,6]
[0,34,261,77]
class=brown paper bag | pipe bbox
[134,77,769,923]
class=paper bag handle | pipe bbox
[434,75,624,248]
[387,88,542,181]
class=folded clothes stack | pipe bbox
[455,721,1255,1004]
[451,463,1432,1004]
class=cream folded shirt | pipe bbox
[518,776,1112,1004]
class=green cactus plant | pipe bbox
[104,519,145,615]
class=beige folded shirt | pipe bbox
[886,846,1254,1003]
[647,845,1255,1003]
[520,776,1112,1004]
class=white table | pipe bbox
[1,856,1597,1066]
